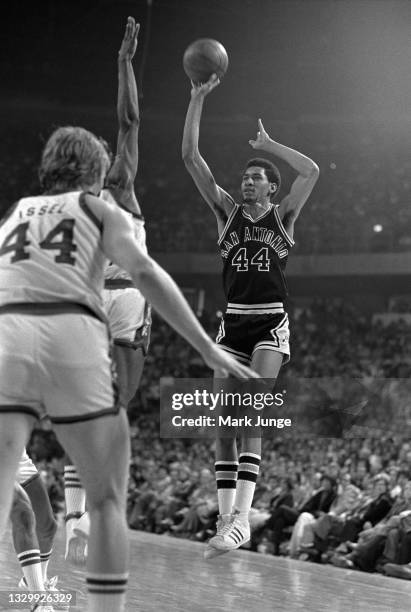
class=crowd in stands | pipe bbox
[1,117,410,255]
[26,299,411,580]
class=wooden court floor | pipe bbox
[0,527,410,611]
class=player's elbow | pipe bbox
[131,254,157,289]
[183,152,202,177]
[119,113,140,133]
[182,149,194,165]
[309,162,320,180]
[182,143,199,166]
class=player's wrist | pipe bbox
[197,336,215,360]
[262,138,276,151]
[191,90,205,101]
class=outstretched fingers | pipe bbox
[125,16,134,39]
[191,73,220,95]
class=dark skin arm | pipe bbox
[182,74,235,236]
[105,16,141,214]
[249,119,320,240]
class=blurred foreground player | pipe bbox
[12,485,54,612]
[0,125,257,611]
[64,18,150,564]
[11,450,59,611]
[182,75,319,557]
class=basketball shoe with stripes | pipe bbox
[209,512,250,551]
[204,514,233,560]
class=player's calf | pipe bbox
[11,484,45,592]
[23,474,58,581]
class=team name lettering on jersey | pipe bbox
[221,226,288,260]
[243,225,288,259]
[220,231,240,258]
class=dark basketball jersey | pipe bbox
[218,203,294,309]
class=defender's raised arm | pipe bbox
[106,16,140,213]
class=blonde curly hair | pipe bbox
[39,126,111,193]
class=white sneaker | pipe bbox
[65,515,88,566]
[45,576,70,610]
[73,511,90,538]
[18,576,28,590]
[18,576,57,612]
[211,513,250,551]
[45,576,59,591]
[204,514,233,560]
[18,576,46,590]
[19,575,60,592]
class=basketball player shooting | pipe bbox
[182,73,319,557]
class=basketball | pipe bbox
[183,38,229,84]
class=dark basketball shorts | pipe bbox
[216,311,290,365]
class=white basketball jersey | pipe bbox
[0,191,107,320]
[17,448,38,484]
[102,188,147,282]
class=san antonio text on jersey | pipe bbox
[218,203,294,310]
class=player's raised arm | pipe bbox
[249,119,319,239]
[86,194,258,379]
[106,16,140,213]
[182,74,235,228]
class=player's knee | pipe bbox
[85,472,126,510]
[87,487,126,514]
[37,513,58,540]
[11,495,36,534]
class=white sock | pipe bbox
[40,550,52,582]
[64,465,86,517]
[18,549,44,590]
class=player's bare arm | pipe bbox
[249,118,319,239]
[85,194,258,380]
[106,16,141,214]
[182,73,235,234]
